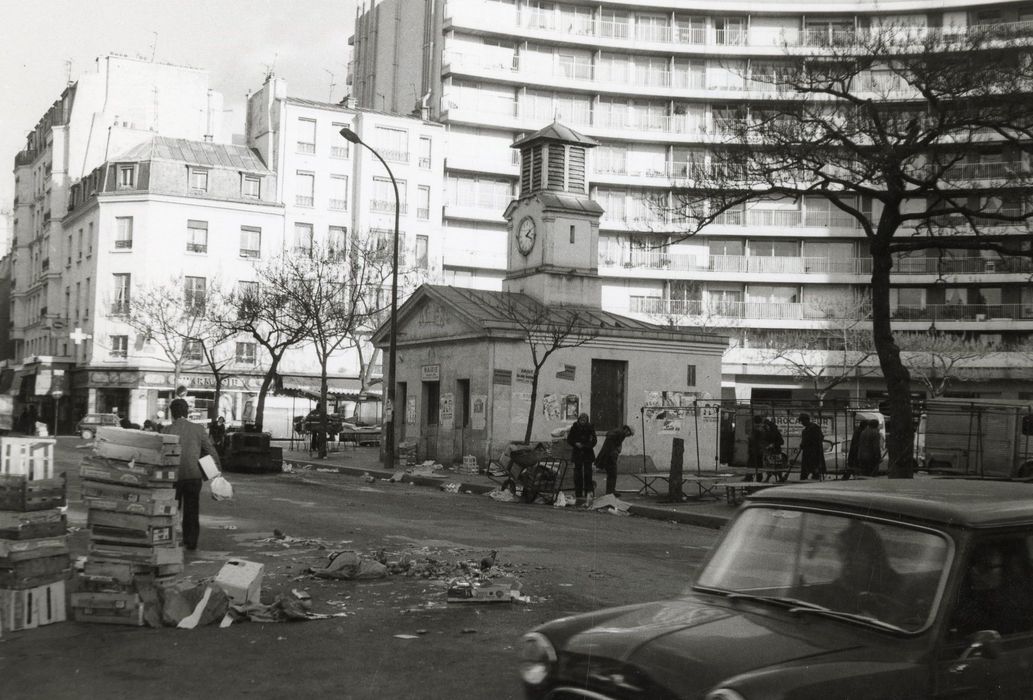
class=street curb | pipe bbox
[283,459,731,528]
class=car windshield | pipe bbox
[694,507,951,633]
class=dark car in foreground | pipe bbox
[520,479,1033,699]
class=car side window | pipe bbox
[949,533,1033,640]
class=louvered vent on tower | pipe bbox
[512,122,598,198]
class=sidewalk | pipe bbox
[275,445,739,530]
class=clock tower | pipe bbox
[502,122,604,308]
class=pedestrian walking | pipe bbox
[565,413,597,506]
[761,417,786,481]
[845,421,866,478]
[857,419,882,476]
[163,398,221,551]
[797,413,825,481]
[594,424,634,496]
[747,415,766,481]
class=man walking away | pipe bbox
[797,413,825,481]
[747,415,765,482]
[163,398,221,551]
[595,425,634,496]
[857,419,882,477]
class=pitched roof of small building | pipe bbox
[372,284,726,347]
[112,136,271,172]
[511,121,600,149]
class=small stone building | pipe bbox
[373,123,727,470]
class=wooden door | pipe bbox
[591,360,627,431]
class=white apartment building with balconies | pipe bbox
[351,0,1033,404]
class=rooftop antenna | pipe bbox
[262,52,279,83]
[64,59,73,86]
[150,32,158,62]
[325,69,337,102]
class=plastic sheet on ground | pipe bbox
[487,488,516,503]
[308,550,388,580]
[589,494,631,514]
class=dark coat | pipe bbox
[799,422,825,471]
[595,429,628,470]
[164,417,221,481]
[566,420,597,462]
[748,425,766,469]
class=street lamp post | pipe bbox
[340,126,399,470]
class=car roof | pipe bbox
[84,413,118,420]
[746,478,1033,529]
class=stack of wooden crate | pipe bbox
[0,438,67,636]
[73,427,182,626]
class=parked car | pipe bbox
[520,478,1033,699]
[75,413,120,439]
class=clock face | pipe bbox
[516,217,536,256]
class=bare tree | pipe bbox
[898,332,998,398]
[224,265,310,432]
[489,295,600,443]
[659,24,1033,476]
[280,239,392,456]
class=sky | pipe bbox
[0,0,357,209]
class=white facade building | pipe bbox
[351,0,1033,404]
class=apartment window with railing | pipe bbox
[294,222,313,256]
[189,167,209,193]
[372,177,407,213]
[184,276,206,313]
[415,234,429,270]
[110,335,128,358]
[446,175,511,211]
[111,273,130,315]
[375,126,409,163]
[84,278,90,320]
[331,123,350,158]
[241,174,261,199]
[329,175,348,210]
[714,16,747,45]
[183,339,203,362]
[235,280,258,318]
[297,118,316,153]
[239,226,261,258]
[186,220,208,253]
[418,136,432,169]
[235,342,256,365]
[117,165,135,190]
[598,8,629,39]
[675,15,706,44]
[66,235,72,265]
[295,171,315,207]
[417,186,431,220]
[111,216,132,249]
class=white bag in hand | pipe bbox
[210,475,234,501]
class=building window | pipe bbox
[241,174,261,199]
[415,234,429,270]
[114,217,133,249]
[239,226,261,258]
[295,171,315,207]
[184,276,207,313]
[235,342,257,364]
[418,136,432,168]
[417,185,431,220]
[117,165,135,190]
[329,226,348,258]
[297,118,317,153]
[189,168,209,192]
[186,220,208,253]
[236,281,258,318]
[686,364,696,386]
[294,222,314,255]
[66,235,72,265]
[372,177,406,213]
[110,335,128,358]
[112,273,130,315]
[331,123,350,158]
[329,175,348,210]
[88,222,93,255]
[183,339,203,362]
[375,126,409,162]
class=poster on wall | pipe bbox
[471,395,487,430]
[644,390,700,421]
[563,394,580,420]
[516,369,535,384]
[659,418,683,433]
[541,394,561,421]
[440,392,455,430]
[406,396,417,425]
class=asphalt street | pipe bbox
[0,438,724,699]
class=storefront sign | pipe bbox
[515,369,535,384]
[421,364,440,381]
[492,369,511,386]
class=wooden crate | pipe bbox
[0,555,70,589]
[0,510,66,540]
[0,580,67,633]
[88,510,176,547]
[94,427,181,467]
[71,590,144,627]
[87,542,183,568]
[80,457,177,488]
[0,475,66,512]
[0,438,56,480]
[0,535,69,562]
[81,481,176,516]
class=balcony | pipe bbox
[329,198,348,211]
[110,303,130,316]
[418,157,431,169]
[295,195,314,207]
[239,248,261,259]
[602,253,873,276]
[377,148,409,164]
[417,207,430,220]
[186,243,208,254]
[330,145,349,159]
[371,199,408,214]
[893,304,1033,322]
[114,239,133,249]
[296,142,315,154]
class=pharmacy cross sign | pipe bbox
[70,327,92,345]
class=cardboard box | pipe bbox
[199,455,220,480]
[0,580,67,632]
[446,576,522,603]
[213,559,264,605]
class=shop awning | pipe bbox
[276,376,380,402]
